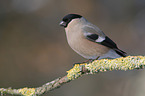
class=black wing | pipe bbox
[86,34,98,42]
[85,34,127,57]
[101,36,117,49]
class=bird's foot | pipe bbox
[73,56,100,66]
[73,59,93,66]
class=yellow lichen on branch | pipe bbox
[18,88,35,96]
[67,56,145,80]
[86,56,145,72]
[0,56,145,96]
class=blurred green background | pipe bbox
[0,0,145,96]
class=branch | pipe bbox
[0,56,145,96]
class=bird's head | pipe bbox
[59,14,82,28]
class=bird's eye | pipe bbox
[63,18,69,22]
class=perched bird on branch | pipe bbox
[60,14,126,60]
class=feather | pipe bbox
[84,33,127,57]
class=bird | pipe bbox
[59,14,126,60]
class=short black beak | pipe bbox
[59,21,67,27]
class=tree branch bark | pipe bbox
[0,56,144,96]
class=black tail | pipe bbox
[114,48,127,57]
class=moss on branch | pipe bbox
[0,56,145,96]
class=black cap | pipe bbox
[60,14,82,28]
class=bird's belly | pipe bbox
[68,37,110,59]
